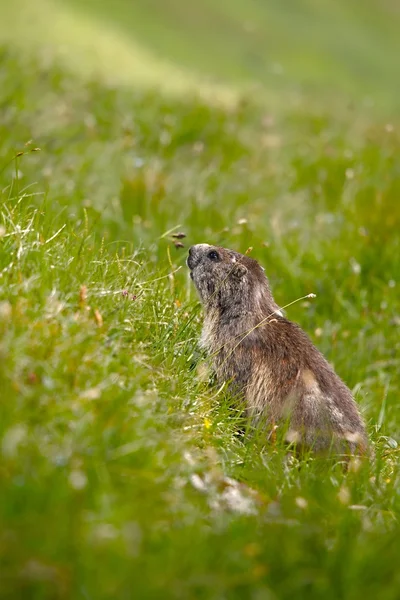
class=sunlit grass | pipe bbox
[67,0,400,113]
[0,0,237,105]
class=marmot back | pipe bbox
[187,243,368,454]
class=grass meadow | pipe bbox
[0,1,400,598]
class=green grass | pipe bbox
[1,1,400,598]
[1,0,236,104]
[66,0,400,112]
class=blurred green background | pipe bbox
[3,0,400,109]
[71,0,400,108]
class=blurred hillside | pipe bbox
[2,0,400,112]
[67,0,400,111]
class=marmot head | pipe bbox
[187,244,277,314]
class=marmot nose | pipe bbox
[187,246,200,270]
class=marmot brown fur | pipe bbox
[187,243,368,454]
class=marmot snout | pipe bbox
[188,243,368,454]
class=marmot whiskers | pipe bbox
[187,244,368,454]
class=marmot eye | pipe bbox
[207,250,219,261]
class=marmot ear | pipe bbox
[232,263,247,279]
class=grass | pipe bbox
[67,0,400,112]
[1,0,236,104]
[1,1,400,598]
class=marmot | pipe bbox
[187,243,368,454]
